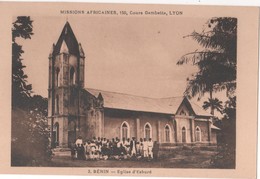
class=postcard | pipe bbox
[0,2,258,178]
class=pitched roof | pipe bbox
[211,124,221,130]
[86,88,211,117]
[189,101,213,117]
[53,22,80,56]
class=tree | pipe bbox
[12,16,34,108]
[211,96,236,168]
[11,17,51,166]
[177,17,237,114]
[203,98,223,115]
[177,17,237,168]
[12,96,51,166]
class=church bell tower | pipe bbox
[48,22,85,148]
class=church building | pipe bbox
[48,22,219,148]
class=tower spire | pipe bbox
[52,21,79,56]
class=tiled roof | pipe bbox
[86,88,211,117]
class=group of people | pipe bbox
[71,136,155,161]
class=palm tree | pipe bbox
[203,98,223,115]
[177,17,237,99]
[177,18,237,167]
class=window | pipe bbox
[70,67,76,85]
[180,109,186,116]
[53,122,59,146]
[56,68,60,87]
[182,127,186,143]
[165,125,171,142]
[55,95,59,114]
[195,126,201,142]
[144,123,152,140]
[121,122,129,139]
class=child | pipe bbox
[85,141,91,160]
[89,140,96,160]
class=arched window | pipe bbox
[55,95,59,114]
[144,123,152,140]
[165,125,171,142]
[195,126,201,142]
[182,127,186,143]
[56,68,60,87]
[120,122,130,140]
[70,67,76,85]
[53,122,59,146]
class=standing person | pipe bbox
[115,139,122,158]
[96,137,102,159]
[143,138,148,159]
[130,137,137,157]
[76,144,81,159]
[125,138,130,155]
[139,138,144,158]
[75,136,83,146]
[79,144,86,160]
[70,143,76,160]
[110,138,115,157]
[102,138,107,148]
[92,136,97,143]
[115,137,119,143]
[148,138,154,160]
[136,139,140,156]
[119,143,127,160]
[112,138,118,157]
[106,139,111,158]
[117,139,122,148]
[85,141,91,160]
[122,137,126,148]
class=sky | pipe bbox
[16,15,227,110]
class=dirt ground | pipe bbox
[46,150,218,168]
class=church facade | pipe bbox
[48,22,219,148]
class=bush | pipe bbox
[11,107,51,166]
[211,143,235,168]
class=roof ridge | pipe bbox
[190,100,204,108]
[85,87,181,99]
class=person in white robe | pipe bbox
[147,138,154,159]
[143,138,148,158]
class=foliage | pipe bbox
[177,17,237,168]
[12,16,34,108]
[11,97,51,166]
[211,97,236,168]
[11,17,51,166]
[177,17,237,99]
[202,98,223,115]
